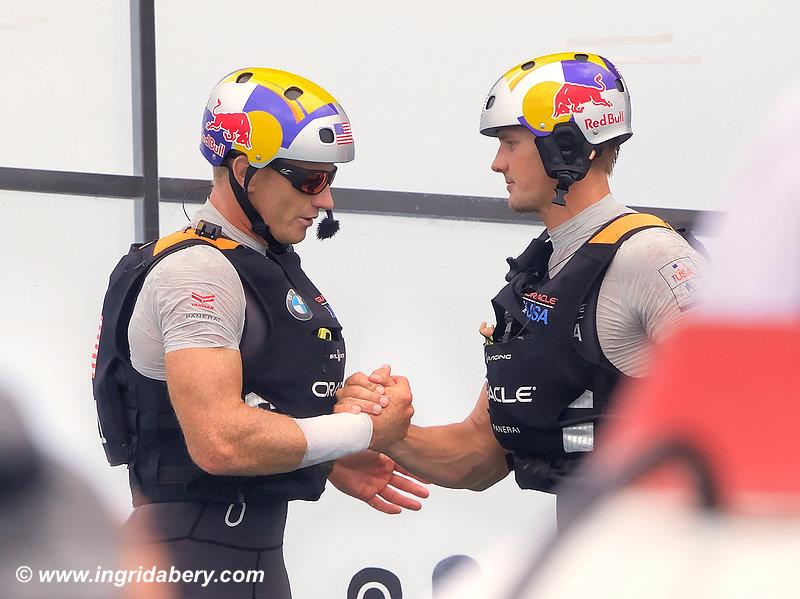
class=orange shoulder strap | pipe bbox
[589,213,672,245]
[152,227,240,256]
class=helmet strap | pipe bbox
[227,166,288,254]
[534,122,598,206]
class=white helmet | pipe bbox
[479,52,632,145]
[200,67,354,168]
[480,52,632,205]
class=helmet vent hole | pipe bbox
[521,60,536,70]
[235,72,253,83]
[615,79,625,92]
[574,53,589,62]
[485,95,496,110]
[319,128,335,143]
[284,87,303,100]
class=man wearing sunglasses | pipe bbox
[92,68,424,598]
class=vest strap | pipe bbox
[589,213,672,245]
[153,227,240,256]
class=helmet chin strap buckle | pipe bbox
[552,188,568,207]
[535,121,598,208]
[551,173,575,206]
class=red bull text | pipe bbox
[202,134,226,159]
[584,111,625,130]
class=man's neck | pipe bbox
[537,174,611,230]
[208,188,260,241]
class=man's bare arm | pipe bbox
[385,385,510,491]
[166,348,412,477]
[165,347,307,476]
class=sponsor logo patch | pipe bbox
[314,294,337,318]
[522,302,550,324]
[190,292,215,311]
[552,74,613,118]
[286,289,313,321]
[487,385,536,403]
[522,291,558,306]
[313,380,344,398]
[659,257,701,310]
[185,313,221,322]
[205,99,253,149]
[486,353,512,362]
[492,424,522,435]
[522,291,556,325]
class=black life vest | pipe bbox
[92,223,346,506]
[485,213,673,492]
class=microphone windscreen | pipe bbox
[317,210,340,240]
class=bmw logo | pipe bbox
[286,289,313,321]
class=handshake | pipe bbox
[334,365,414,452]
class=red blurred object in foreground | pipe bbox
[599,321,800,511]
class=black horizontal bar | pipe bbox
[160,176,541,225]
[0,167,142,198]
[0,167,710,229]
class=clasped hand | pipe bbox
[334,364,413,451]
[330,365,427,514]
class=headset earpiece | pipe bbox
[534,122,599,206]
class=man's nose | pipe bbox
[312,186,335,210]
[491,148,507,173]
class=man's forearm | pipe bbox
[386,421,509,491]
[196,405,372,477]
[192,403,307,476]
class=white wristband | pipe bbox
[293,412,373,468]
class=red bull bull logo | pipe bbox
[205,99,253,150]
[552,74,613,118]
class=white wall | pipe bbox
[0,191,136,511]
[4,1,799,209]
[0,2,133,174]
[154,0,800,212]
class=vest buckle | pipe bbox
[195,220,222,240]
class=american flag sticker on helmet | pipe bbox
[334,122,353,145]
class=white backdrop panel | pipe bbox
[155,0,799,211]
[0,190,136,511]
[3,1,793,211]
[0,2,133,174]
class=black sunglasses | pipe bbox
[267,160,337,195]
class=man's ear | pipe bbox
[230,154,250,187]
